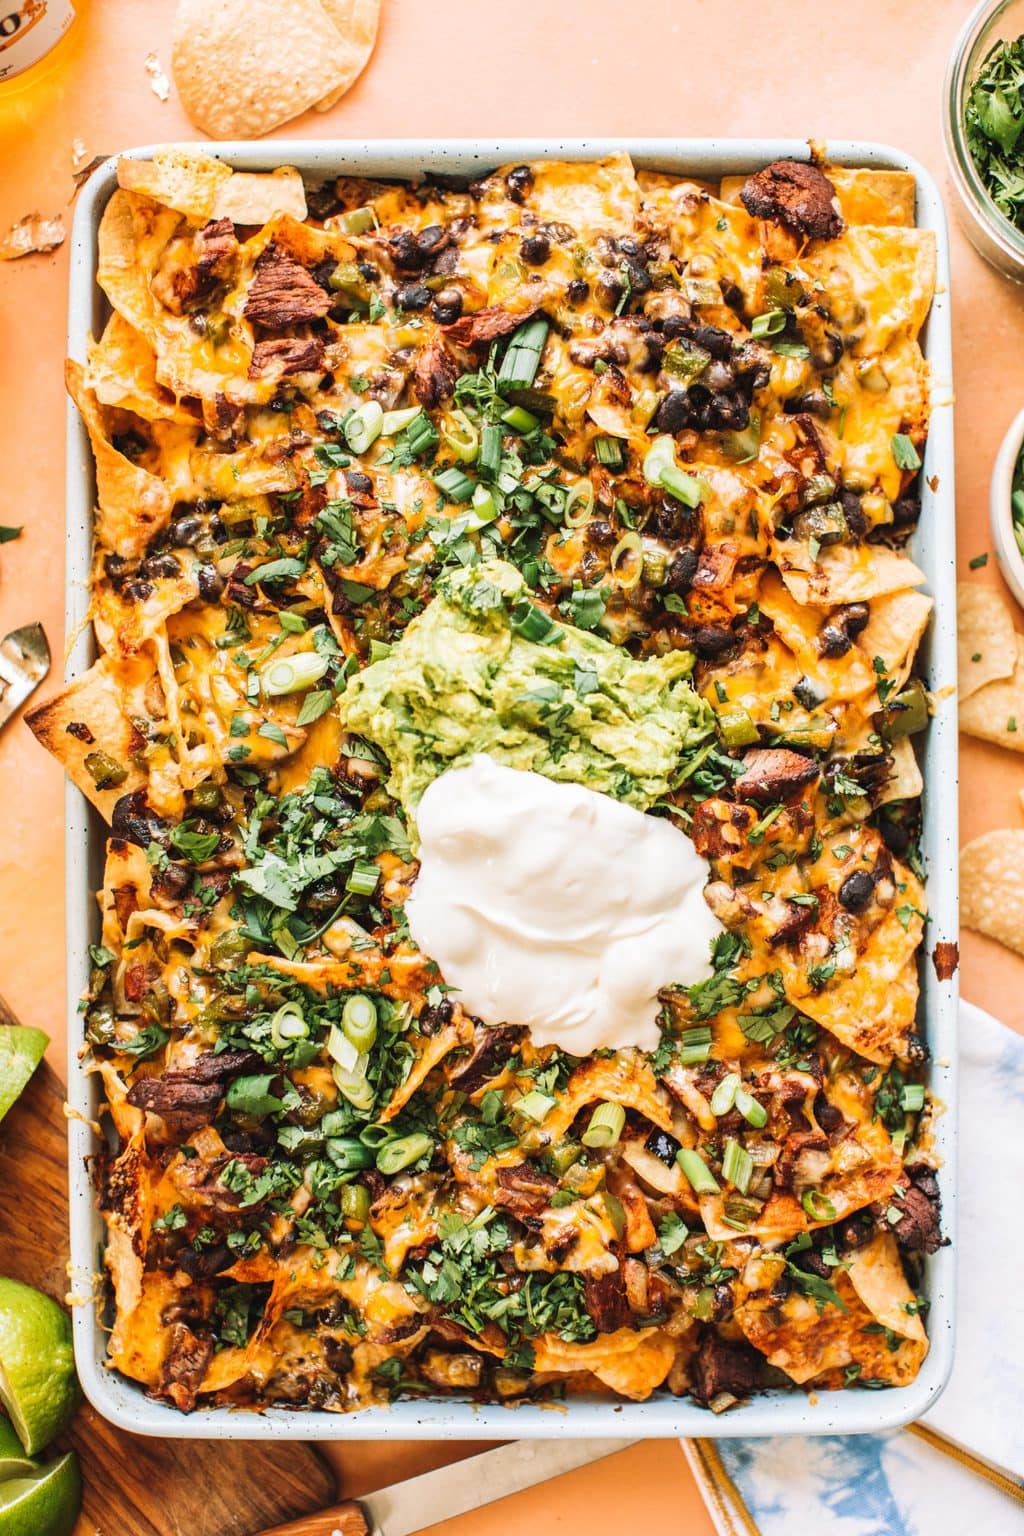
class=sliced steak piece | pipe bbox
[582,1266,632,1333]
[248,336,325,379]
[448,1024,522,1090]
[733,748,820,803]
[690,1329,764,1404]
[444,304,537,348]
[740,160,843,242]
[244,246,332,328]
[413,332,459,408]
[888,1168,944,1255]
[159,1322,214,1413]
[493,1161,557,1221]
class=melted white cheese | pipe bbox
[405,755,723,1056]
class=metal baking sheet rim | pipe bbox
[63,137,959,1441]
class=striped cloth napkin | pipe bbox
[683,1001,1024,1535]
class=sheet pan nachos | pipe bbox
[30,147,945,1415]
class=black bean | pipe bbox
[664,547,700,594]
[707,394,749,430]
[141,551,181,580]
[505,165,534,203]
[841,602,870,638]
[416,225,449,257]
[566,278,589,304]
[646,1128,681,1166]
[595,272,624,310]
[171,514,203,547]
[520,232,550,266]
[388,230,424,272]
[818,622,852,659]
[655,390,693,434]
[690,324,734,360]
[124,579,155,602]
[688,623,737,659]
[346,470,374,495]
[357,261,379,282]
[838,870,875,913]
[430,287,463,324]
[839,489,868,540]
[395,282,430,311]
[197,563,225,602]
[622,258,651,295]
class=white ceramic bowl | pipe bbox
[990,406,1024,607]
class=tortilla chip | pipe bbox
[959,632,1024,750]
[86,313,195,424]
[172,0,362,139]
[117,148,232,220]
[531,1328,676,1399]
[66,360,173,561]
[878,735,923,804]
[957,582,1016,701]
[779,544,926,607]
[961,829,1024,957]
[845,1233,927,1344]
[857,587,933,697]
[314,0,381,111]
[213,168,308,224]
[25,661,147,820]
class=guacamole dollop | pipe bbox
[340,559,714,825]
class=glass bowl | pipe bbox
[945,0,1024,280]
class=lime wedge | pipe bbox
[0,1452,81,1536]
[0,1281,79,1456]
[0,1418,33,1479]
[0,1026,48,1125]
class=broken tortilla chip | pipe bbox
[172,0,368,139]
[961,829,1024,957]
[959,632,1024,750]
[0,213,65,261]
[314,0,381,111]
[779,545,926,607]
[957,582,1016,701]
[213,168,308,225]
[25,661,147,821]
[117,148,232,220]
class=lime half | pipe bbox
[0,1280,79,1456]
[0,1418,33,1480]
[0,1026,48,1125]
[0,1452,81,1536]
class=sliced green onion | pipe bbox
[479,421,503,480]
[899,1084,925,1113]
[399,410,440,458]
[358,1121,396,1149]
[891,433,921,471]
[676,1148,720,1195]
[721,1138,753,1194]
[679,1026,712,1065]
[603,1192,626,1239]
[332,1059,374,1111]
[564,478,595,528]
[342,994,378,1052]
[468,484,498,528]
[345,400,384,454]
[497,316,549,391]
[346,860,380,897]
[270,1001,309,1051]
[801,1188,837,1223]
[441,408,479,463]
[433,466,475,503]
[325,1136,375,1171]
[514,1090,556,1123]
[751,309,786,338]
[261,651,330,697]
[642,435,705,507]
[510,598,559,644]
[368,639,392,664]
[376,1132,433,1175]
[594,435,624,469]
[610,530,643,589]
[734,1086,768,1129]
[381,405,422,436]
[709,1072,740,1117]
[340,1182,371,1222]
[328,1024,362,1074]
[501,404,539,432]
[582,1101,626,1148]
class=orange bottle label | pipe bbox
[0,0,75,81]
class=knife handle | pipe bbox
[254,1503,369,1536]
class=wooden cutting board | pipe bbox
[0,999,336,1536]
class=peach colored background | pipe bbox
[2,0,1023,1529]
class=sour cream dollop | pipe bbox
[405,755,724,1056]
